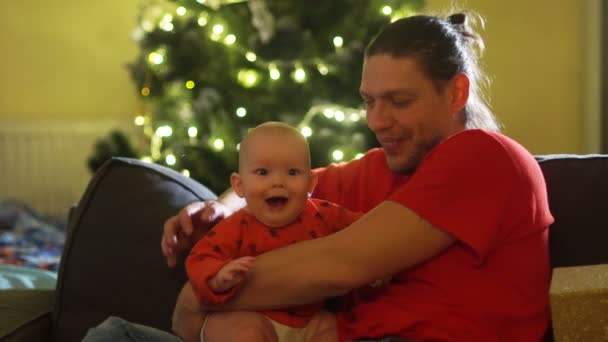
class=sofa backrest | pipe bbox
[52,158,217,342]
[537,155,608,268]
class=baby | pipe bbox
[186,122,362,342]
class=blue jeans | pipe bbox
[82,316,409,342]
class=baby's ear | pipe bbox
[307,171,318,197]
[230,172,245,198]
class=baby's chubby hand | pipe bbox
[208,256,255,293]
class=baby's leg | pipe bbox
[304,310,338,342]
[203,311,278,342]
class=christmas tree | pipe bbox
[126,0,424,194]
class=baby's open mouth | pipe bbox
[266,196,288,207]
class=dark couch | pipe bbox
[2,155,608,342]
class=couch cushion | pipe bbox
[52,158,217,342]
[537,154,608,268]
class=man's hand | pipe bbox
[209,256,256,293]
[172,282,206,342]
[162,200,231,267]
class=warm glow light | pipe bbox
[238,69,259,87]
[323,108,335,119]
[301,126,312,137]
[212,24,224,35]
[212,138,225,151]
[181,169,191,177]
[245,52,257,62]
[160,14,174,31]
[355,153,364,160]
[141,156,153,163]
[176,6,187,16]
[185,80,195,89]
[349,112,361,122]
[156,125,173,137]
[335,110,345,122]
[333,36,343,48]
[317,64,329,75]
[269,63,280,80]
[332,149,344,161]
[134,116,145,126]
[188,126,198,138]
[224,34,236,45]
[166,154,177,165]
[198,15,208,26]
[236,107,247,117]
[141,87,150,96]
[196,0,206,3]
[382,6,393,15]
[148,52,164,65]
[292,67,306,83]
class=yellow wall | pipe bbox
[425,0,588,153]
[0,1,593,153]
[0,0,139,122]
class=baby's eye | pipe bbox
[255,168,268,175]
[288,169,301,176]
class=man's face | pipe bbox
[360,54,463,174]
[232,132,316,228]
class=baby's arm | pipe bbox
[208,256,255,293]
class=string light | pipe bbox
[323,108,335,119]
[333,36,343,48]
[245,52,257,62]
[188,127,198,138]
[181,169,191,177]
[237,69,260,87]
[301,126,313,137]
[141,156,153,163]
[148,51,164,65]
[212,138,225,151]
[382,6,393,15]
[236,107,247,117]
[166,154,177,165]
[332,149,344,161]
[355,153,364,160]
[185,80,195,89]
[335,110,345,122]
[349,112,361,122]
[292,65,306,83]
[317,64,329,75]
[212,24,224,35]
[268,63,280,80]
[196,0,206,3]
[159,14,174,31]
[141,87,150,96]
[176,6,187,16]
[224,34,236,45]
[156,125,173,137]
[198,13,209,26]
[134,116,145,126]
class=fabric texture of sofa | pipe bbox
[1,154,608,342]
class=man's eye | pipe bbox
[392,98,411,107]
[255,169,268,175]
[288,169,300,176]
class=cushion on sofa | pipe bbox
[52,157,217,342]
[536,154,608,268]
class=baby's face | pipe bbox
[233,133,315,228]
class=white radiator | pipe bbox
[0,120,134,219]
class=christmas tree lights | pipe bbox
[127,0,423,193]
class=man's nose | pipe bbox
[366,103,392,132]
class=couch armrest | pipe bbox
[0,289,53,342]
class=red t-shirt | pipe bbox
[186,198,361,328]
[312,129,553,341]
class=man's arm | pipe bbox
[221,200,455,310]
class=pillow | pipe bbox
[52,157,217,342]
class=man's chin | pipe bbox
[385,156,416,175]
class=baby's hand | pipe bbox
[208,256,255,293]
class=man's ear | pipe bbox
[307,172,318,197]
[450,72,470,114]
[230,172,245,198]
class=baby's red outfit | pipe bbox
[186,198,361,328]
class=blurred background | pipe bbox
[0,0,602,221]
